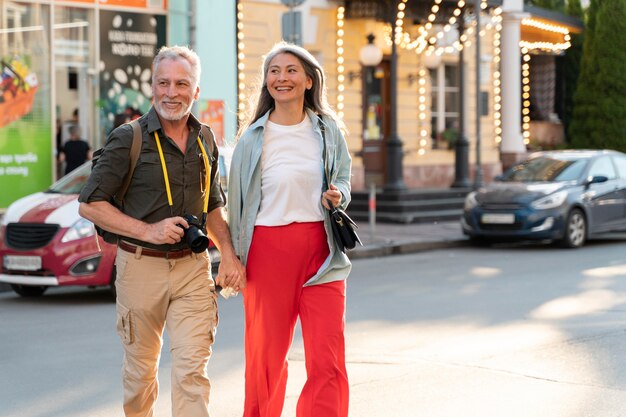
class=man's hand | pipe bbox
[143,216,187,245]
[79,202,187,245]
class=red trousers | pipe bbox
[242,221,349,417]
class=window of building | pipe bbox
[430,63,459,149]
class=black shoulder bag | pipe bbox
[320,119,362,253]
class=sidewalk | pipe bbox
[349,218,470,260]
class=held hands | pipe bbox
[215,252,247,299]
[322,184,342,210]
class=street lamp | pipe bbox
[359,33,383,67]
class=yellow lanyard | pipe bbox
[153,130,211,216]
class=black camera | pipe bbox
[181,214,209,253]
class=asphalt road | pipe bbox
[2,238,626,417]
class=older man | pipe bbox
[79,45,245,417]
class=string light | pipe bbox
[417,67,429,155]
[336,6,345,119]
[520,18,571,52]
[521,47,531,145]
[521,18,569,34]
[492,7,502,144]
[236,2,246,124]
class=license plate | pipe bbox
[481,213,515,224]
[3,255,42,271]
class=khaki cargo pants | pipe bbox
[115,248,218,417]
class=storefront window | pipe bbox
[54,6,95,177]
[0,2,52,208]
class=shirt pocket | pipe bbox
[133,152,164,191]
[185,151,205,189]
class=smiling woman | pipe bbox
[229,41,353,417]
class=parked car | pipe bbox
[461,149,626,248]
[0,151,227,298]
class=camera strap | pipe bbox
[153,130,211,223]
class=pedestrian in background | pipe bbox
[228,41,353,417]
[78,45,246,417]
[59,124,91,175]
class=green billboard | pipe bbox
[0,52,53,210]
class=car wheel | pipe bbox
[109,265,117,298]
[10,284,48,297]
[561,208,586,248]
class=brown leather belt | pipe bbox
[118,240,193,260]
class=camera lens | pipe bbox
[182,214,209,253]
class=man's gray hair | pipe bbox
[152,45,201,87]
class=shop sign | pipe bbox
[99,9,166,135]
[198,100,225,147]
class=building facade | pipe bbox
[0,0,581,209]
[236,0,581,191]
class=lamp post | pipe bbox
[474,0,483,188]
[384,1,406,192]
[452,7,471,188]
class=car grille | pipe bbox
[480,223,523,231]
[6,223,60,249]
[480,203,524,210]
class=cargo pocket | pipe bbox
[116,302,134,345]
[207,291,218,346]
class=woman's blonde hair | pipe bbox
[239,41,345,136]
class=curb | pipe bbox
[348,238,470,260]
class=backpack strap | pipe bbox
[117,119,142,203]
[199,124,215,155]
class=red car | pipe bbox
[0,161,220,297]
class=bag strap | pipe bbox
[117,119,142,203]
[319,117,331,188]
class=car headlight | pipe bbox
[464,191,478,211]
[61,218,96,243]
[530,190,568,210]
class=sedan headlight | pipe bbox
[464,191,478,211]
[61,218,96,243]
[530,190,568,210]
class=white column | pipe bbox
[500,12,527,154]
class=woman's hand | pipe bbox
[322,183,342,209]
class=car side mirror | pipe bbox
[584,175,608,189]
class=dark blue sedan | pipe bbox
[461,150,626,248]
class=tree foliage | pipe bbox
[529,0,566,12]
[566,0,584,17]
[569,0,626,151]
[560,0,583,140]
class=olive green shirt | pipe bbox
[78,106,224,251]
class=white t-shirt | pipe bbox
[255,116,325,226]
